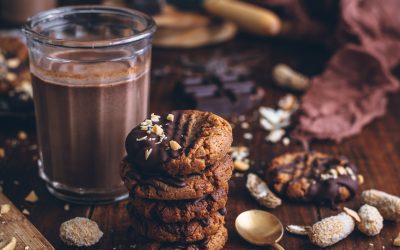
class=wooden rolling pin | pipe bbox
[169,0,282,36]
[0,193,54,250]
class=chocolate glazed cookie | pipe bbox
[267,151,359,206]
[125,110,232,176]
[131,226,228,250]
[129,211,225,243]
[128,185,228,223]
[120,155,233,200]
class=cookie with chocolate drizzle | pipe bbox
[130,225,228,250]
[120,155,233,200]
[129,210,225,243]
[125,110,232,177]
[267,151,359,206]
[128,185,228,223]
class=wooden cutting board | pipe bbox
[0,193,54,250]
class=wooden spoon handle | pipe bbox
[203,0,281,36]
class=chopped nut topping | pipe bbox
[0,204,10,215]
[5,72,16,82]
[22,209,30,215]
[150,113,160,122]
[24,191,38,203]
[393,232,400,247]
[240,122,250,129]
[357,174,364,184]
[169,140,181,151]
[6,58,20,69]
[17,131,27,141]
[144,148,152,160]
[243,132,253,140]
[152,125,164,136]
[234,160,249,171]
[166,114,174,122]
[0,148,5,159]
[336,166,347,175]
[136,136,147,141]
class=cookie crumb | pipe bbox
[24,191,38,203]
[17,131,27,141]
[60,217,103,247]
[0,204,10,215]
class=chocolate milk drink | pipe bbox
[24,6,156,203]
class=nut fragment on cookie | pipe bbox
[152,125,164,136]
[0,204,10,215]
[60,217,103,247]
[169,140,181,151]
[393,232,400,247]
[144,148,152,160]
[24,191,38,203]
[0,237,17,250]
[166,113,174,122]
[246,173,282,209]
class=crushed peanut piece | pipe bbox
[166,114,174,122]
[243,133,253,140]
[24,191,38,203]
[286,225,310,235]
[343,207,361,223]
[0,148,5,159]
[240,122,250,129]
[357,174,364,184]
[17,131,27,141]
[393,232,400,247]
[169,140,181,151]
[59,217,103,247]
[5,73,16,82]
[272,63,310,91]
[24,246,30,250]
[150,113,160,122]
[246,173,282,209]
[22,209,30,215]
[152,125,164,136]
[144,148,152,160]
[64,204,70,211]
[336,166,347,175]
[6,58,20,69]
[233,160,249,172]
[0,204,10,215]
[1,237,16,250]
[282,137,290,146]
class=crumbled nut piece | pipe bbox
[0,204,10,215]
[59,217,103,247]
[266,129,285,143]
[166,114,174,122]
[393,232,400,247]
[5,73,16,82]
[144,148,152,160]
[152,125,163,136]
[357,174,364,184]
[282,137,290,146]
[169,140,181,151]
[24,246,29,250]
[278,94,299,112]
[286,225,310,235]
[309,212,355,247]
[150,113,160,122]
[272,63,310,91]
[1,237,16,250]
[362,189,400,221]
[24,191,38,203]
[240,122,250,129]
[136,136,147,141]
[0,148,5,159]
[337,166,347,175]
[343,207,361,223]
[17,131,27,141]
[243,132,253,140]
[22,209,30,215]
[64,204,70,211]
[246,173,282,209]
[6,58,20,69]
[357,204,383,236]
[234,160,249,172]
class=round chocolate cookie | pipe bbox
[267,151,359,206]
[129,211,225,243]
[128,185,228,223]
[131,226,228,250]
[120,155,233,200]
[125,110,232,176]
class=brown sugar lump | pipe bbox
[124,110,233,177]
[267,151,359,206]
[120,155,233,200]
[59,217,103,247]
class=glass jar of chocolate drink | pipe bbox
[23,6,156,204]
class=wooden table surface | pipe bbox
[1,34,399,250]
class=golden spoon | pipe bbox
[235,209,285,250]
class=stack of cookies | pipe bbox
[120,110,233,249]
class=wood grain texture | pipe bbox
[0,34,399,250]
[0,193,54,250]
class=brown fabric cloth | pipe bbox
[257,0,400,142]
